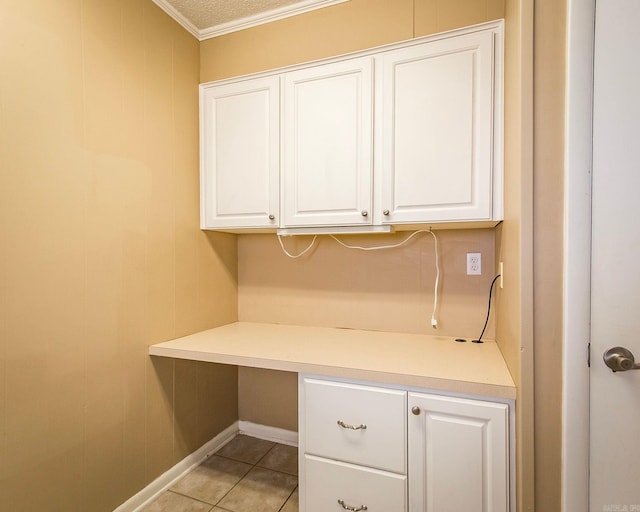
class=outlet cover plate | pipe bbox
[467,253,481,275]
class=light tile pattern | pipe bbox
[143,435,298,512]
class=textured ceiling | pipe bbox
[164,0,309,29]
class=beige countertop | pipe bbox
[149,322,516,400]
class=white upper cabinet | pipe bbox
[282,57,374,227]
[379,30,496,224]
[200,76,280,229]
[199,22,503,232]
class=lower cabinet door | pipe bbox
[408,392,509,512]
[304,455,407,512]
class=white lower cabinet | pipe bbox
[300,375,511,512]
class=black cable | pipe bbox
[473,274,501,344]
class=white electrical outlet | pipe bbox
[467,253,481,275]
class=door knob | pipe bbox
[603,346,640,372]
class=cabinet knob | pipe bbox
[268,214,275,221]
[383,209,390,216]
[411,406,421,415]
[361,210,368,217]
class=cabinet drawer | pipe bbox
[304,455,406,512]
[303,378,406,473]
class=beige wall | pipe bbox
[533,0,566,510]
[496,0,535,510]
[239,368,299,431]
[239,231,497,336]
[0,1,238,510]
[200,0,413,83]
[200,0,505,83]
[497,3,569,511]
[415,0,505,35]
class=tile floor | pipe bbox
[142,435,299,512]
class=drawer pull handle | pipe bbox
[338,499,368,511]
[337,420,367,430]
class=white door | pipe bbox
[282,57,374,228]
[200,76,280,229]
[590,0,640,509]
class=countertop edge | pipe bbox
[149,323,516,401]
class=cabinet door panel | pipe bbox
[200,76,279,229]
[283,58,373,227]
[408,392,509,512]
[380,31,495,223]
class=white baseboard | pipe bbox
[114,422,239,512]
[238,420,299,447]
[113,421,298,511]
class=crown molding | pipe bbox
[198,0,349,40]
[151,0,201,39]
[152,0,350,41]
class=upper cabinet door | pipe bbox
[200,76,280,229]
[379,31,496,224]
[282,57,374,228]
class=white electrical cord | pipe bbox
[328,230,429,251]
[277,229,441,329]
[277,234,318,258]
[428,230,440,329]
